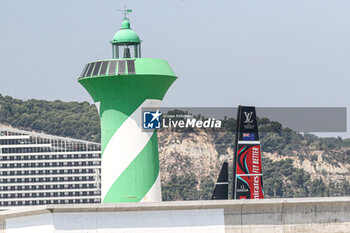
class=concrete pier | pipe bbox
[0,197,349,232]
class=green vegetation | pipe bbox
[263,158,325,198]
[0,94,100,142]
[162,173,215,201]
[263,157,350,198]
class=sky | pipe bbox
[0,0,349,136]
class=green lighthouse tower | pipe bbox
[78,11,177,203]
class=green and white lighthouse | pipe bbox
[78,10,177,203]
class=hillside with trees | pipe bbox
[1,94,350,200]
[0,94,100,142]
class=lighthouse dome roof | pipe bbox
[111,19,141,44]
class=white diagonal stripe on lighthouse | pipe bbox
[101,99,162,200]
[95,101,101,116]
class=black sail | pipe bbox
[233,106,264,199]
[211,162,228,200]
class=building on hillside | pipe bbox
[0,126,101,207]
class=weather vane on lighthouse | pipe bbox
[117,5,132,20]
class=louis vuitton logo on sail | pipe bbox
[244,111,254,124]
[243,111,255,130]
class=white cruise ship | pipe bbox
[0,126,101,206]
